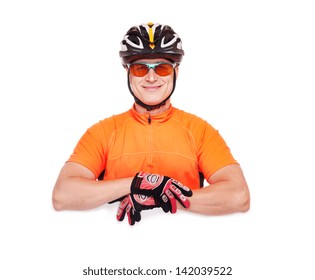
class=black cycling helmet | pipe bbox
[119,22,184,111]
[120,22,184,65]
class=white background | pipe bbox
[1,1,314,279]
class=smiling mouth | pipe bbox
[143,85,162,90]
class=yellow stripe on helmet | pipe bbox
[147,22,155,49]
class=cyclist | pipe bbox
[52,22,250,225]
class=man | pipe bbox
[52,22,250,225]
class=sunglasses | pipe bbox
[127,62,176,77]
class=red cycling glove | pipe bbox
[130,172,193,213]
[116,194,157,225]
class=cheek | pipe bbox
[129,76,140,90]
[165,77,174,90]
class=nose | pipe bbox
[146,68,158,82]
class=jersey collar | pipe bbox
[130,103,174,125]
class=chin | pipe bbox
[142,98,165,105]
[139,94,166,104]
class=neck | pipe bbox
[134,100,171,115]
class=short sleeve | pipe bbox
[67,122,107,178]
[198,122,238,181]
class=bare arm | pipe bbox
[182,164,250,215]
[52,162,132,211]
[53,162,249,215]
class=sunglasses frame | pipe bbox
[127,62,177,77]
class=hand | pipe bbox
[131,172,193,213]
[116,193,156,225]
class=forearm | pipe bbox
[180,181,250,215]
[52,176,132,211]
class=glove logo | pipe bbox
[146,174,159,183]
[144,173,164,188]
[133,194,155,207]
[139,194,149,201]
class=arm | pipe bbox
[181,164,250,215]
[52,162,132,211]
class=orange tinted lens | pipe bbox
[129,64,149,77]
[155,64,174,76]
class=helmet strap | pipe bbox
[127,70,176,111]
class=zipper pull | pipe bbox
[148,115,151,124]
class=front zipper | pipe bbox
[148,114,153,168]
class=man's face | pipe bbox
[128,58,178,107]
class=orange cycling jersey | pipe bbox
[68,105,237,189]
